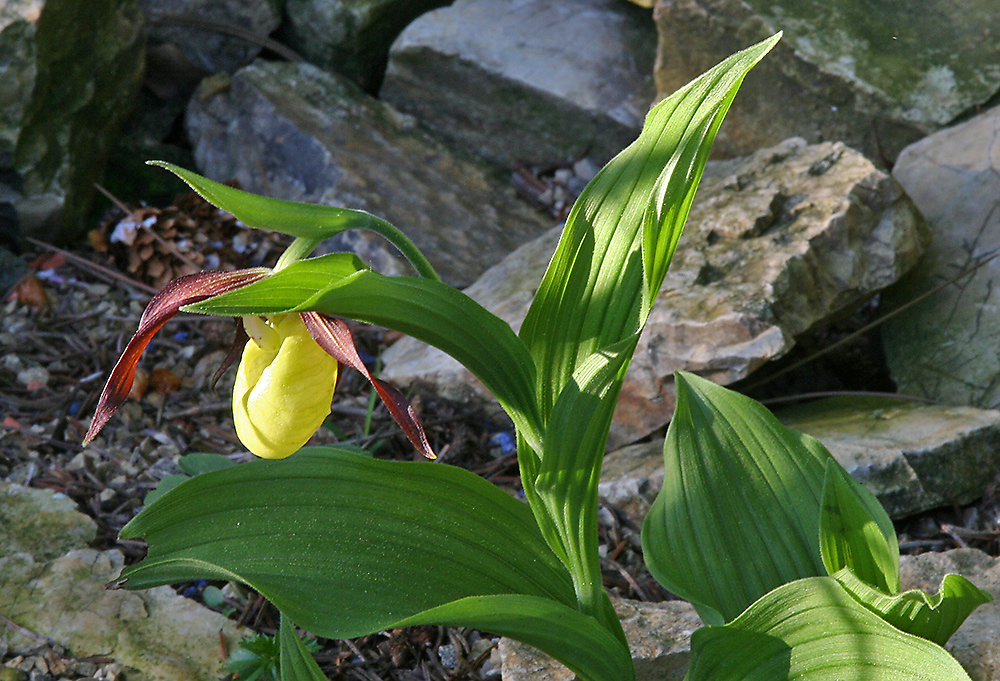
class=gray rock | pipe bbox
[280,0,451,92]
[653,0,1000,162]
[900,549,1000,681]
[380,0,657,168]
[778,397,1000,517]
[0,549,246,681]
[186,59,553,287]
[3,0,145,240]
[0,483,247,681]
[383,138,929,445]
[882,105,1000,410]
[139,0,281,75]
[499,598,701,681]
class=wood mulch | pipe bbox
[1,195,998,680]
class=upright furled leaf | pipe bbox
[518,33,781,624]
[519,33,781,419]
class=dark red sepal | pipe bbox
[302,312,436,460]
[83,269,270,445]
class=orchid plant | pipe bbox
[83,34,991,681]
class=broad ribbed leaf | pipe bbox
[834,568,992,647]
[395,595,633,681]
[150,162,437,279]
[685,576,972,681]
[642,372,831,625]
[117,448,575,637]
[279,613,326,681]
[519,33,781,419]
[820,460,899,593]
[184,256,543,448]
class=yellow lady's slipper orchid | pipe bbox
[83,268,435,460]
[233,314,338,459]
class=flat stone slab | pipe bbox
[883,104,1000,409]
[600,397,1000,526]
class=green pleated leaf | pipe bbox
[117,448,576,637]
[519,33,781,420]
[395,595,634,681]
[833,568,992,647]
[149,162,437,279]
[641,372,831,625]
[279,613,326,681]
[820,460,899,594]
[517,31,780,631]
[532,337,637,634]
[183,255,543,448]
[685,576,972,681]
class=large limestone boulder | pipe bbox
[383,138,929,446]
[2,0,145,241]
[185,59,553,287]
[380,0,657,168]
[652,0,1000,162]
[280,0,451,92]
[882,105,1000,410]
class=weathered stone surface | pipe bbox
[499,598,701,681]
[3,0,145,240]
[0,549,245,681]
[381,0,657,168]
[0,484,247,681]
[186,59,553,287]
[599,397,1000,527]
[280,0,451,92]
[0,483,96,562]
[597,440,666,531]
[653,0,1000,162]
[882,105,1000,410]
[383,138,929,445]
[900,549,1000,681]
[779,397,1000,517]
[139,0,280,74]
